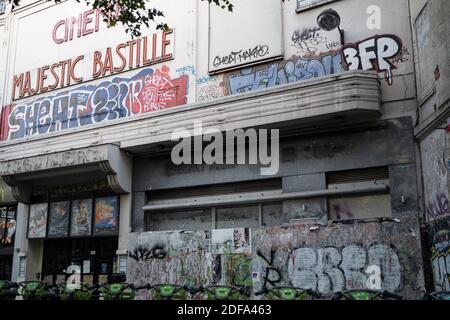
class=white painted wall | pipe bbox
[0,0,416,116]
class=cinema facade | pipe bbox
[0,0,447,299]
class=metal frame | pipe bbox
[143,184,389,212]
[295,0,340,13]
[27,193,120,240]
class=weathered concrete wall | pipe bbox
[132,117,419,230]
[133,118,416,191]
[421,129,450,222]
[127,218,424,299]
[412,0,450,139]
[0,177,15,203]
[420,126,450,291]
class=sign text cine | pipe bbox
[12,30,174,101]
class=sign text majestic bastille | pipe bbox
[12,28,174,101]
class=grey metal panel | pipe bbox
[282,173,326,193]
[389,164,420,219]
[132,118,416,191]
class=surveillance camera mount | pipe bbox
[317,8,345,45]
[337,26,345,46]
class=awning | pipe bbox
[0,144,131,203]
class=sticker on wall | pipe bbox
[211,228,251,254]
[28,203,48,239]
[48,201,70,238]
[70,198,93,237]
[94,196,119,236]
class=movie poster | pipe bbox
[0,208,6,246]
[28,203,48,239]
[70,198,93,237]
[48,201,70,238]
[3,210,16,247]
[94,196,119,236]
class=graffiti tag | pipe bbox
[427,193,450,221]
[227,53,343,95]
[4,67,188,141]
[129,244,168,262]
[213,45,270,69]
[288,244,402,294]
[431,230,450,291]
[342,35,402,85]
[291,27,329,57]
[256,249,282,292]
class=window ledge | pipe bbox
[295,0,339,13]
[143,183,389,212]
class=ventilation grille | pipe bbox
[326,167,389,185]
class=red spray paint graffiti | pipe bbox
[139,66,187,112]
[0,105,14,141]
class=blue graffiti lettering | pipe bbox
[227,53,343,95]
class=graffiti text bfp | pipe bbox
[343,35,402,85]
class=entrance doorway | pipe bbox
[42,237,118,285]
[0,255,12,280]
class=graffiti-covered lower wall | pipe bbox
[420,126,450,292]
[421,129,450,222]
[426,218,450,292]
[127,218,424,299]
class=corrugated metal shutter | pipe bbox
[327,167,389,185]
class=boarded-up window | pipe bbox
[145,209,212,232]
[262,203,283,227]
[327,167,392,220]
[216,206,260,229]
[208,0,283,73]
[145,203,284,232]
[329,194,392,221]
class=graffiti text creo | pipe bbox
[288,244,402,294]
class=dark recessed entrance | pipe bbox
[42,237,118,285]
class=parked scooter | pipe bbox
[0,280,19,300]
[198,285,251,300]
[333,289,403,300]
[256,286,323,300]
[149,284,197,300]
[18,281,60,300]
[98,273,146,300]
[57,283,97,300]
[421,291,450,300]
